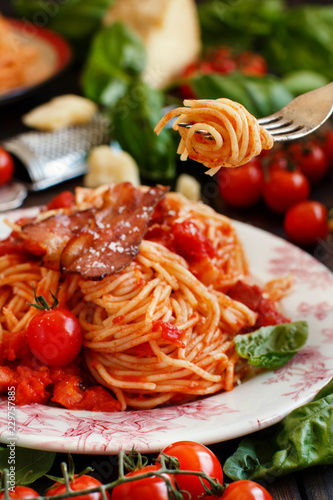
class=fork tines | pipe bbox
[257,115,305,137]
[178,118,305,142]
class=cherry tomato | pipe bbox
[0,146,14,186]
[0,487,39,499]
[237,51,267,76]
[198,61,216,74]
[27,308,83,366]
[47,191,75,210]
[47,475,109,500]
[284,200,329,246]
[218,158,264,208]
[262,169,310,214]
[222,480,273,500]
[266,148,290,173]
[159,441,223,499]
[288,140,328,184]
[111,465,174,500]
[209,47,237,74]
[322,130,333,169]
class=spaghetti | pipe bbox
[0,184,288,411]
[0,15,39,94]
[154,98,274,175]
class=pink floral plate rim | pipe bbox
[0,211,332,455]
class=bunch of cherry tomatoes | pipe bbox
[0,441,273,500]
[218,131,333,247]
[179,46,268,99]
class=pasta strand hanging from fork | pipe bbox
[154,98,274,175]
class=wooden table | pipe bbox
[0,3,333,499]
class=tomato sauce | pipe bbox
[0,351,121,411]
[227,280,289,333]
[125,343,154,358]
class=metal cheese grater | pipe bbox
[1,113,110,192]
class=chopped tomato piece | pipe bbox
[153,320,185,348]
[257,297,289,327]
[15,366,52,405]
[52,375,86,409]
[52,375,120,411]
[46,191,75,210]
[0,331,29,363]
[145,225,175,251]
[77,386,121,412]
[227,281,262,310]
[227,281,289,333]
[49,363,82,384]
[0,366,14,392]
[173,220,216,263]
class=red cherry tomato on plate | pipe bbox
[111,465,174,500]
[0,487,39,499]
[47,475,109,500]
[288,140,328,184]
[27,308,82,366]
[46,191,75,210]
[222,480,273,500]
[0,146,14,186]
[262,169,310,214]
[159,441,223,499]
[218,158,264,208]
[284,200,329,246]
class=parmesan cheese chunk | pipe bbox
[175,173,201,201]
[104,0,201,89]
[84,145,140,188]
[22,94,98,131]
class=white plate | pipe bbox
[0,210,333,454]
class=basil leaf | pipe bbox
[262,5,333,80]
[282,70,329,96]
[190,73,293,118]
[223,380,333,481]
[314,378,333,401]
[198,0,284,51]
[82,23,146,106]
[12,0,112,42]
[0,446,56,485]
[234,321,308,370]
[108,80,176,180]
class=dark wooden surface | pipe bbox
[0,2,333,499]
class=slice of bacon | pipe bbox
[62,183,169,279]
[19,183,168,279]
[20,209,96,270]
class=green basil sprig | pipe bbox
[108,80,177,180]
[234,321,308,370]
[223,379,333,481]
[189,73,293,118]
[81,23,146,107]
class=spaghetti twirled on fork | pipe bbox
[154,98,274,175]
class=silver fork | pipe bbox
[178,82,333,142]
